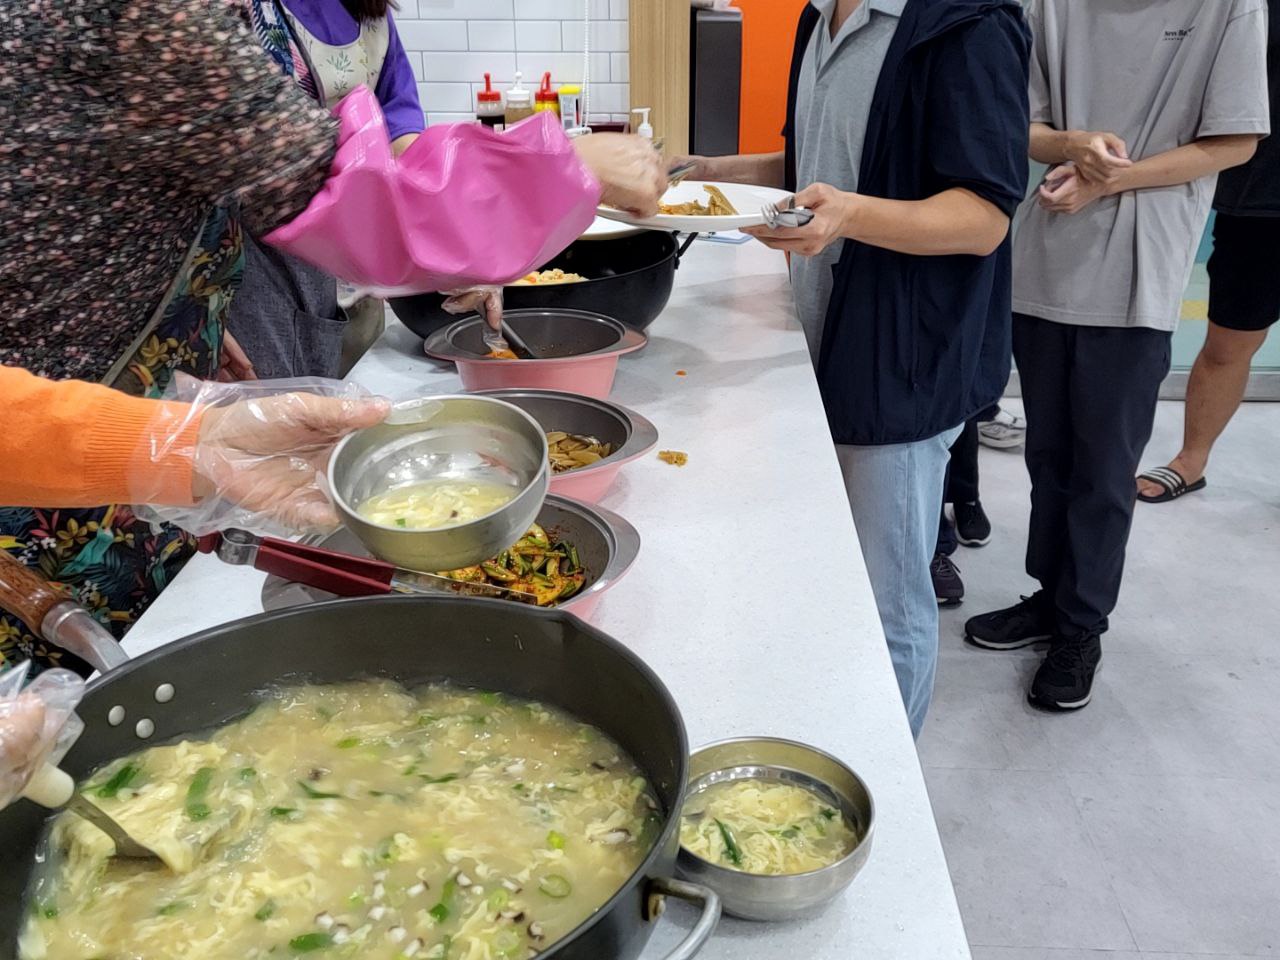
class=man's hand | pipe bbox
[1063,130,1132,186]
[741,183,856,257]
[1038,167,1109,215]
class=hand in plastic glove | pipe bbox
[443,286,505,332]
[192,393,391,533]
[136,376,391,537]
[0,662,85,811]
[573,134,667,217]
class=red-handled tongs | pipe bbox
[196,530,537,604]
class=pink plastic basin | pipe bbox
[473,389,659,504]
[423,309,647,400]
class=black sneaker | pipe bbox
[965,593,1053,649]
[954,500,991,547]
[1029,632,1102,710]
[931,552,964,606]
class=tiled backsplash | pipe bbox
[394,0,631,127]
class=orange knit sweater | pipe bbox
[1,367,201,507]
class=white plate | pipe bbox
[595,181,792,233]
[580,216,645,240]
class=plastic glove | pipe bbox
[0,662,85,811]
[442,286,504,331]
[133,374,391,537]
[265,89,599,298]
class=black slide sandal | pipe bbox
[1137,467,1207,504]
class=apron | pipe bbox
[0,0,316,676]
[226,5,390,380]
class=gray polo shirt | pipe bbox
[1013,0,1271,332]
[791,0,905,365]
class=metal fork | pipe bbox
[762,195,816,229]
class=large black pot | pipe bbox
[390,231,694,340]
[0,597,719,959]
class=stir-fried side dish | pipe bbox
[22,683,658,960]
[658,184,739,218]
[546,432,613,473]
[437,524,586,606]
[358,480,518,530]
[680,778,858,875]
[511,270,587,286]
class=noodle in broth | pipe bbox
[21,682,659,960]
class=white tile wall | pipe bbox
[394,0,630,127]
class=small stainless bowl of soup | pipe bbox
[329,395,549,572]
[676,737,875,921]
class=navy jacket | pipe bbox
[783,0,1031,445]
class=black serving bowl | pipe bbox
[391,231,688,339]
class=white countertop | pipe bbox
[123,240,969,960]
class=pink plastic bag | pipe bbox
[265,87,600,297]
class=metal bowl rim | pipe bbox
[676,735,876,881]
[540,494,641,610]
[423,310,648,365]
[327,394,551,534]
[472,388,660,478]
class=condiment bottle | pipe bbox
[631,107,653,140]
[505,72,535,127]
[558,84,583,132]
[535,72,561,117]
[476,73,504,129]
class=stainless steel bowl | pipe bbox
[676,737,876,921]
[329,395,549,572]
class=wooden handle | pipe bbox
[0,551,68,637]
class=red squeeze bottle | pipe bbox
[535,72,561,118]
[476,72,504,129]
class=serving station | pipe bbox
[111,239,970,960]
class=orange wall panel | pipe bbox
[736,0,808,154]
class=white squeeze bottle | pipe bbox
[631,107,654,140]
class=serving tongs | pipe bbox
[197,530,538,605]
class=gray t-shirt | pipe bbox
[791,0,904,365]
[1013,0,1271,331]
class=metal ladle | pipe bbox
[24,762,164,863]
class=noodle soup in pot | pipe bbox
[21,682,660,960]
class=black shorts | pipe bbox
[1207,213,1280,332]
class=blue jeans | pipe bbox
[836,425,962,738]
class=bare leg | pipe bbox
[1137,321,1268,498]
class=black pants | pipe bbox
[936,414,988,556]
[1013,314,1171,636]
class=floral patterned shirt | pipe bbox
[0,0,338,382]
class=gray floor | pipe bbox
[919,399,1280,960]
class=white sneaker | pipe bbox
[978,408,1026,449]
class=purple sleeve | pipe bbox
[376,14,426,141]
